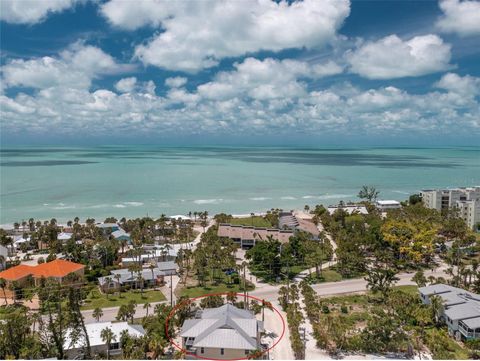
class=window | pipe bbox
[245,350,250,355]
[109,342,120,350]
[201,348,204,354]
[220,348,224,355]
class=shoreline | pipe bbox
[0,208,321,229]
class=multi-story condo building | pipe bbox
[421,186,480,230]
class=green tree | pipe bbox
[358,186,379,203]
[100,327,116,360]
[93,307,103,322]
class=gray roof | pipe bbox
[112,230,130,239]
[462,316,480,330]
[180,304,261,350]
[420,283,480,322]
[98,266,173,286]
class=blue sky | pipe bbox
[1,0,479,146]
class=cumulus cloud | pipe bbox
[100,0,350,72]
[1,42,134,90]
[165,77,188,88]
[436,0,480,36]
[435,73,480,95]
[2,66,479,139]
[0,0,84,24]
[115,77,137,93]
[346,34,452,79]
[197,57,343,101]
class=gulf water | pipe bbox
[1,146,479,224]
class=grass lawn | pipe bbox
[229,216,273,228]
[81,288,166,310]
[179,282,255,298]
[304,268,343,283]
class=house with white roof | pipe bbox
[375,200,401,211]
[64,321,145,359]
[180,304,265,360]
[327,204,369,215]
[57,232,73,242]
[419,284,480,340]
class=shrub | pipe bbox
[341,305,348,314]
[322,305,330,314]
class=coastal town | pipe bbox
[1,186,479,360]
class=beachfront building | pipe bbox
[0,259,85,298]
[421,186,480,230]
[419,284,480,340]
[58,232,73,242]
[375,200,401,211]
[96,222,121,236]
[98,262,176,293]
[278,212,319,239]
[327,204,369,215]
[180,304,265,360]
[64,321,145,359]
[218,224,293,248]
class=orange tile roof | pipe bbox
[0,264,34,281]
[0,259,85,281]
[33,259,85,278]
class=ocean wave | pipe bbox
[392,190,409,195]
[193,198,223,205]
[319,194,353,199]
[281,196,296,200]
[124,201,144,207]
[114,204,127,208]
[249,197,270,201]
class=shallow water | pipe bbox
[1,145,479,224]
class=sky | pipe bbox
[1,0,480,146]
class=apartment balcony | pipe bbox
[459,321,480,339]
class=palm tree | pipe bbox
[104,277,112,300]
[149,263,156,290]
[0,278,7,305]
[100,327,116,360]
[430,295,443,325]
[93,307,103,322]
[250,212,255,226]
[114,274,122,297]
[136,272,144,296]
[143,302,151,316]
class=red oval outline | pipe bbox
[165,292,285,361]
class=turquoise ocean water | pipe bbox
[0,146,479,224]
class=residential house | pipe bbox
[120,246,178,266]
[218,224,293,248]
[0,259,85,298]
[64,321,145,359]
[419,284,480,340]
[180,304,265,360]
[375,200,401,212]
[327,204,369,215]
[97,261,176,293]
[111,229,131,243]
[0,245,8,270]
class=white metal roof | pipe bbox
[64,321,145,349]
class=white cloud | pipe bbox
[435,73,480,95]
[346,34,452,79]
[197,57,343,101]
[115,77,137,93]
[100,0,350,72]
[0,0,84,24]
[1,42,133,90]
[436,0,480,36]
[165,77,188,88]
